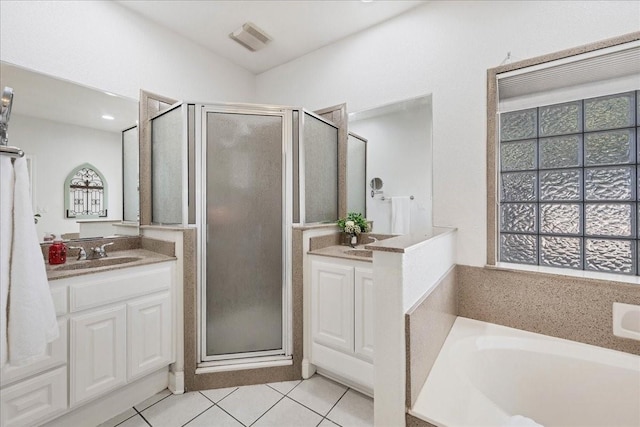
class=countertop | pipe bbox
[308,244,373,263]
[46,248,176,281]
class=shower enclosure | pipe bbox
[150,102,338,369]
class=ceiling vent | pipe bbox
[229,22,272,52]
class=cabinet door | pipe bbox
[354,267,374,362]
[70,305,126,407]
[127,292,172,380]
[311,260,354,353]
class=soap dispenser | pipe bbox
[48,235,67,265]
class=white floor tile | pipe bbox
[116,414,149,427]
[199,386,238,403]
[183,406,243,427]
[134,389,172,412]
[288,375,347,416]
[318,419,340,427]
[98,408,137,427]
[140,392,212,427]
[253,397,323,427]
[326,389,373,427]
[217,384,283,426]
[267,379,301,395]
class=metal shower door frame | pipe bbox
[196,103,294,367]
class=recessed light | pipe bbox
[102,115,114,120]
[104,91,117,97]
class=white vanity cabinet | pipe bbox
[309,256,374,392]
[0,260,176,426]
[68,262,174,407]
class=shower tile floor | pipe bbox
[100,374,373,427]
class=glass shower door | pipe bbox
[204,110,285,359]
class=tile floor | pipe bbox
[100,374,373,427]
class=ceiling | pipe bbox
[117,0,427,74]
[0,62,138,133]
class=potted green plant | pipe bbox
[338,212,370,247]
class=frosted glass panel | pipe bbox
[539,101,582,137]
[584,92,634,132]
[347,133,366,214]
[501,172,537,202]
[500,108,537,141]
[540,236,582,269]
[540,203,580,235]
[539,135,581,169]
[585,239,635,274]
[205,112,283,356]
[585,203,633,237]
[500,234,537,264]
[122,126,139,222]
[585,166,634,201]
[500,140,536,171]
[539,169,581,201]
[500,203,536,233]
[585,129,635,166]
[304,113,338,223]
[151,106,183,224]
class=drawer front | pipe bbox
[0,366,67,427]
[50,286,68,316]
[69,262,173,312]
[1,318,67,386]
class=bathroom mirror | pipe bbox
[0,62,139,241]
[370,177,383,190]
[349,95,433,235]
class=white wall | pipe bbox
[10,114,122,239]
[255,0,640,266]
[0,0,254,102]
[349,101,432,235]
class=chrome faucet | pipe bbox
[367,236,378,243]
[68,246,87,260]
[89,242,114,259]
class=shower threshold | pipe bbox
[196,354,293,374]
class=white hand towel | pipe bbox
[391,196,411,235]
[8,157,58,366]
[0,157,14,368]
[505,415,544,426]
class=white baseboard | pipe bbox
[42,368,169,427]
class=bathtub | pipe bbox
[409,317,640,427]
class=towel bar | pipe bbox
[380,195,414,201]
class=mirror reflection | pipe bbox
[0,62,139,241]
[349,96,433,235]
[370,177,383,190]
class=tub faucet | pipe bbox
[68,246,87,260]
[89,242,113,259]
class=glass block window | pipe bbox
[65,163,108,218]
[499,91,638,276]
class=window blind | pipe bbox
[498,42,640,113]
